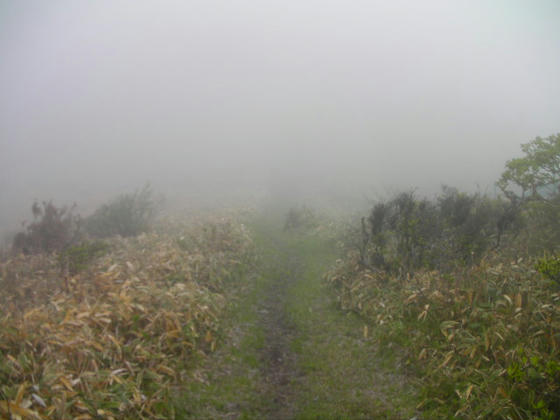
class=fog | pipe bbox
[2,1,560,234]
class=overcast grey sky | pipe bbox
[1,1,560,228]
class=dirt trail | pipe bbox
[257,253,301,419]
[176,222,417,419]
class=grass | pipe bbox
[326,247,560,418]
[173,248,272,419]
[2,211,422,418]
[172,266,274,419]
[0,215,254,419]
[174,217,418,418]
[279,231,418,419]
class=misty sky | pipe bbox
[1,1,560,230]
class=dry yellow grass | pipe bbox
[0,215,254,419]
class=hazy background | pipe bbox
[1,1,560,235]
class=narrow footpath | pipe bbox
[175,219,417,419]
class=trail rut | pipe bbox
[257,253,301,419]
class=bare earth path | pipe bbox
[174,220,418,419]
[257,249,302,419]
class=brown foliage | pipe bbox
[0,215,254,419]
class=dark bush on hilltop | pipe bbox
[284,206,318,231]
[437,187,520,266]
[358,187,518,275]
[85,184,159,238]
[12,201,81,254]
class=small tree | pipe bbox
[498,134,560,252]
[498,134,560,200]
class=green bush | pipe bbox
[358,187,514,275]
[523,197,560,253]
[58,240,109,275]
[535,255,560,285]
[85,184,159,238]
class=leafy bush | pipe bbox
[535,255,560,285]
[522,196,560,253]
[85,184,159,238]
[358,187,515,276]
[12,201,81,254]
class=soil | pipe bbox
[257,253,301,419]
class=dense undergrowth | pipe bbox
[327,250,560,418]
[326,187,560,419]
[0,214,255,419]
[325,134,560,418]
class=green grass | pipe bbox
[173,272,273,419]
[173,217,418,419]
[278,232,418,419]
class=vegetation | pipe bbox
[12,201,81,255]
[283,206,318,231]
[85,184,160,238]
[58,240,109,276]
[535,255,560,285]
[498,133,560,253]
[357,187,519,277]
[278,227,417,418]
[327,249,560,418]
[498,133,560,201]
[175,220,417,418]
[326,134,560,418]
[0,215,254,419]
[4,133,560,418]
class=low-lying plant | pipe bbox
[535,255,560,285]
[0,215,255,419]
[326,247,560,418]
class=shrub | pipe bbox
[359,187,515,276]
[284,206,318,231]
[535,255,560,285]
[85,184,159,238]
[12,201,81,254]
[523,196,560,253]
[58,240,109,275]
